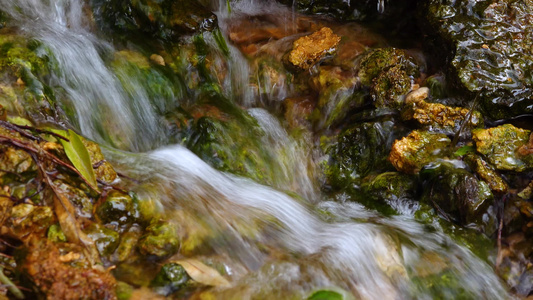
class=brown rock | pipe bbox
[289,27,341,69]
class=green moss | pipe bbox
[47,224,67,243]
[370,65,411,109]
[358,48,418,87]
[138,219,179,258]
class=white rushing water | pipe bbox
[1,0,514,298]
[0,0,166,151]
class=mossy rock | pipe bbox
[472,124,533,172]
[95,190,140,229]
[138,219,179,258]
[84,222,120,257]
[324,120,396,189]
[389,130,451,174]
[150,263,190,296]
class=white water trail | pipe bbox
[108,144,511,299]
[0,0,165,151]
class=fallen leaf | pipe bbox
[51,129,99,192]
[173,259,230,287]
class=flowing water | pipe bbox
[0,0,514,298]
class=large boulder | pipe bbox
[420,0,533,119]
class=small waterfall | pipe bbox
[1,0,514,298]
[108,145,510,299]
[0,0,166,151]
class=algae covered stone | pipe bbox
[472,124,533,172]
[151,263,190,296]
[289,27,341,70]
[357,48,418,87]
[402,98,483,136]
[389,130,451,174]
[138,219,179,257]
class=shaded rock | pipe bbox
[289,27,341,70]
[389,130,451,174]
[472,124,533,172]
[324,120,396,188]
[421,162,493,224]
[91,0,217,42]
[421,0,533,119]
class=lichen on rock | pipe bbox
[289,27,341,70]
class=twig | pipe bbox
[451,93,479,149]
[0,121,69,142]
[0,134,98,192]
[0,266,24,299]
[496,193,508,270]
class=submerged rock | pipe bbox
[150,263,190,296]
[138,219,179,258]
[472,124,533,172]
[421,0,533,119]
[91,0,217,42]
[389,130,451,174]
[421,162,493,224]
[463,153,508,194]
[289,27,341,70]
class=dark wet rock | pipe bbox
[84,222,120,257]
[324,120,396,188]
[472,124,533,172]
[150,263,190,296]
[95,190,140,229]
[421,162,493,224]
[90,0,217,42]
[389,130,451,174]
[421,0,533,119]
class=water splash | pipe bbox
[109,145,511,299]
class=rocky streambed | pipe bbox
[0,0,531,299]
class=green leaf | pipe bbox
[53,129,99,192]
[453,145,475,157]
[307,290,344,300]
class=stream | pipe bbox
[0,0,518,299]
